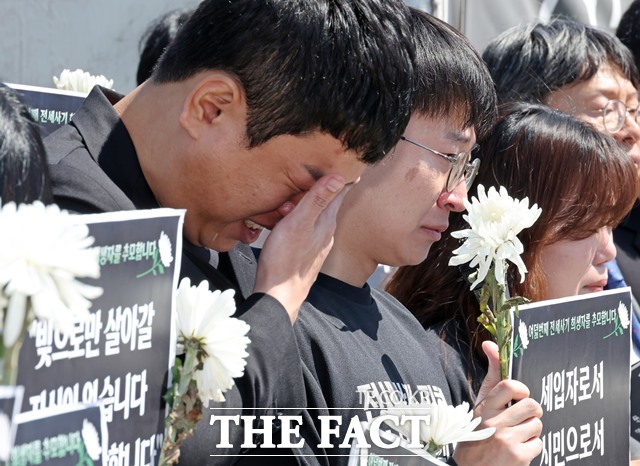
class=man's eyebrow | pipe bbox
[304,165,357,186]
[446,130,472,143]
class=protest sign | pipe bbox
[511,288,632,465]
[5,83,85,137]
[11,403,105,466]
[631,361,640,443]
[0,386,24,465]
[15,208,184,466]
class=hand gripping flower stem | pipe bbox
[449,185,541,381]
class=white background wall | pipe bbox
[0,0,635,97]
[0,0,200,95]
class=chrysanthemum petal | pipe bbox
[0,199,103,342]
[175,278,250,406]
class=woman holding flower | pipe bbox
[388,102,638,405]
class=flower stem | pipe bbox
[487,264,511,380]
[1,341,22,386]
[0,297,31,386]
[136,250,161,278]
[158,340,204,466]
[426,440,442,457]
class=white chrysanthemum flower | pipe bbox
[0,201,103,346]
[382,401,494,455]
[81,419,102,461]
[0,412,10,461]
[175,277,250,406]
[449,185,542,290]
[53,68,114,93]
[618,301,630,329]
[158,231,173,268]
[519,321,529,350]
[428,401,495,450]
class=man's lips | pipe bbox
[238,219,265,244]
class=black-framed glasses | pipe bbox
[598,99,640,134]
[400,136,480,191]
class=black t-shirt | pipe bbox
[294,273,458,465]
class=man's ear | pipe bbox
[179,73,244,139]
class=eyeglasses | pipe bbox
[399,136,480,191]
[598,99,640,134]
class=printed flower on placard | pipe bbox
[513,321,529,357]
[0,200,103,347]
[381,401,495,457]
[53,69,114,93]
[519,321,529,349]
[81,419,102,461]
[449,185,541,290]
[160,277,251,465]
[0,412,10,461]
[448,184,541,380]
[619,301,630,329]
[604,301,630,339]
[137,231,173,278]
[158,231,173,268]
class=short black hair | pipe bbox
[153,0,416,164]
[410,9,497,139]
[136,8,193,85]
[0,83,52,203]
[483,16,640,104]
[617,0,640,72]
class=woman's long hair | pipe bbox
[388,102,638,374]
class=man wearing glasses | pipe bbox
[290,10,544,466]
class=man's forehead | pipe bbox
[585,66,637,96]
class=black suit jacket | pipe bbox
[614,202,640,300]
[45,87,306,465]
